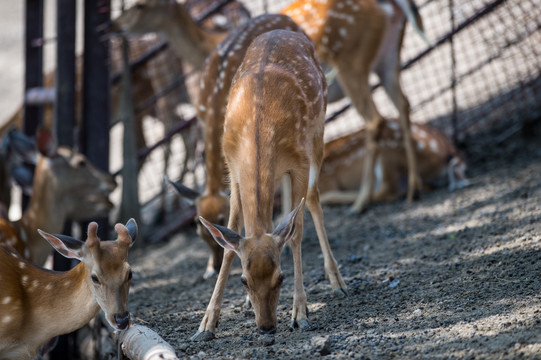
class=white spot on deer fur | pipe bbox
[2,316,12,324]
[19,262,25,269]
[2,297,12,305]
[417,141,425,150]
[198,105,206,112]
[45,283,53,291]
[22,275,29,285]
[417,129,427,139]
[322,36,329,45]
[339,27,347,37]
[379,3,394,16]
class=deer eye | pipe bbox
[240,277,248,288]
[91,274,101,285]
[135,3,145,10]
[127,270,133,282]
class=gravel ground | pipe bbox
[126,126,541,359]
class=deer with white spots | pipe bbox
[319,120,469,204]
[0,129,116,265]
[282,0,430,213]
[0,219,137,360]
[167,14,304,280]
[190,29,347,342]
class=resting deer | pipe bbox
[282,0,429,212]
[0,219,137,360]
[191,29,347,341]
[319,120,469,204]
[166,14,303,279]
[0,129,116,265]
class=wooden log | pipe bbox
[118,324,179,360]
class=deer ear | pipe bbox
[199,216,242,254]
[273,198,305,248]
[125,218,138,244]
[165,175,200,201]
[37,229,85,260]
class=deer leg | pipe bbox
[374,27,422,202]
[191,182,242,341]
[307,166,347,297]
[288,172,309,330]
[191,249,236,341]
[336,67,384,213]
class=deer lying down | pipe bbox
[0,219,137,360]
[319,120,469,205]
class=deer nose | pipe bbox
[114,312,130,330]
[259,325,276,335]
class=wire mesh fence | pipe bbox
[120,0,541,214]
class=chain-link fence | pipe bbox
[119,0,540,217]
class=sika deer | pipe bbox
[0,129,116,265]
[0,219,137,360]
[167,14,304,279]
[191,29,346,341]
[282,0,429,212]
[319,120,469,204]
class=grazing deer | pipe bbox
[0,129,116,265]
[282,0,429,212]
[191,29,347,341]
[167,14,303,279]
[319,120,469,204]
[0,219,137,360]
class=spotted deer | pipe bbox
[166,14,304,280]
[0,219,137,360]
[319,120,469,204]
[282,0,429,212]
[190,29,347,341]
[0,129,116,266]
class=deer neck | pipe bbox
[24,262,99,349]
[165,4,226,70]
[18,168,69,265]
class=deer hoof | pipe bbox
[290,318,311,331]
[203,268,217,280]
[333,288,348,298]
[190,330,215,342]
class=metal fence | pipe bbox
[125,0,541,216]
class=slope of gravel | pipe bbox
[126,129,541,359]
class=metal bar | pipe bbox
[449,0,458,145]
[50,0,78,358]
[55,0,77,147]
[82,0,111,241]
[23,0,44,138]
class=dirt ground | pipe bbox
[124,124,541,360]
